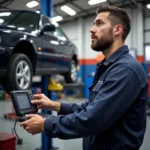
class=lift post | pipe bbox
[35,76,59,150]
[39,0,56,149]
[41,76,53,150]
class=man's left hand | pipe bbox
[20,114,45,135]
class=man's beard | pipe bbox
[91,29,114,52]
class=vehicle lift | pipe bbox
[37,1,59,149]
[36,76,60,150]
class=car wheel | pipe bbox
[3,53,33,94]
[64,60,77,83]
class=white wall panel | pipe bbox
[125,8,132,48]
[83,16,99,59]
[77,18,84,59]
[60,21,78,43]
[126,7,144,56]
[145,17,150,43]
[145,32,150,44]
[134,7,144,55]
[145,18,150,30]
[60,20,80,57]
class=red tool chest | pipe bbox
[0,132,16,150]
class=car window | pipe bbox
[42,16,50,26]
[0,11,39,30]
[54,27,67,41]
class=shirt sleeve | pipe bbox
[58,101,89,115]
[44,65,142,139]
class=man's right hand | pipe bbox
[32,94,61,112]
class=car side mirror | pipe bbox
[41,24,56,34]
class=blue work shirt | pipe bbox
[44,45,148,150]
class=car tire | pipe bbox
[3,53,33,94]
[64,60,77,83]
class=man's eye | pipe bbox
[96,22,103,26]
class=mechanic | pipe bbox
[20,5,148,150]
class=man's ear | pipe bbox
[113,24,123,36]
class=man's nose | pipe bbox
[90,25,96,33]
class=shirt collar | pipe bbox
[97,45,129,66]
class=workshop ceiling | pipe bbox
[0,0,149,23]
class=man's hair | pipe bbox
[96,5,131,41]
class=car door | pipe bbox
[41,16,63,73]
[54,27,73,68]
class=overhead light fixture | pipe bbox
[51,16,63,22]
[88,0,107,5]
[61,5,76,16]
[26,1,39,8]
[147,4,150,9]
[0,12,11,16]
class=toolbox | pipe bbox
[0,132,16,150]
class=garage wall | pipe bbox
[144,9,150,44]
[126,7,144,61]
[145,18,150,44]
[144,8,150,62]
[60,6,144,80]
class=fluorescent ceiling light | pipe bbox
[51,16,63,22]
[147,4,150,9]
[26,1,39,8]
[61,5,76,16]
[0,12,11,16]
[88,0,107,5]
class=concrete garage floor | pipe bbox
[0,100,150,150]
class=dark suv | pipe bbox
[0,10,79,93]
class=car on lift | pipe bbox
[0,10,79,94]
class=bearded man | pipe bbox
[20,5,148,150]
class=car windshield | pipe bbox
[0,11,39,30]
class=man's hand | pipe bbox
[20,114,45,135]
[32,94,61,112]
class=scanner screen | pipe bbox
[16,93,31,109]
